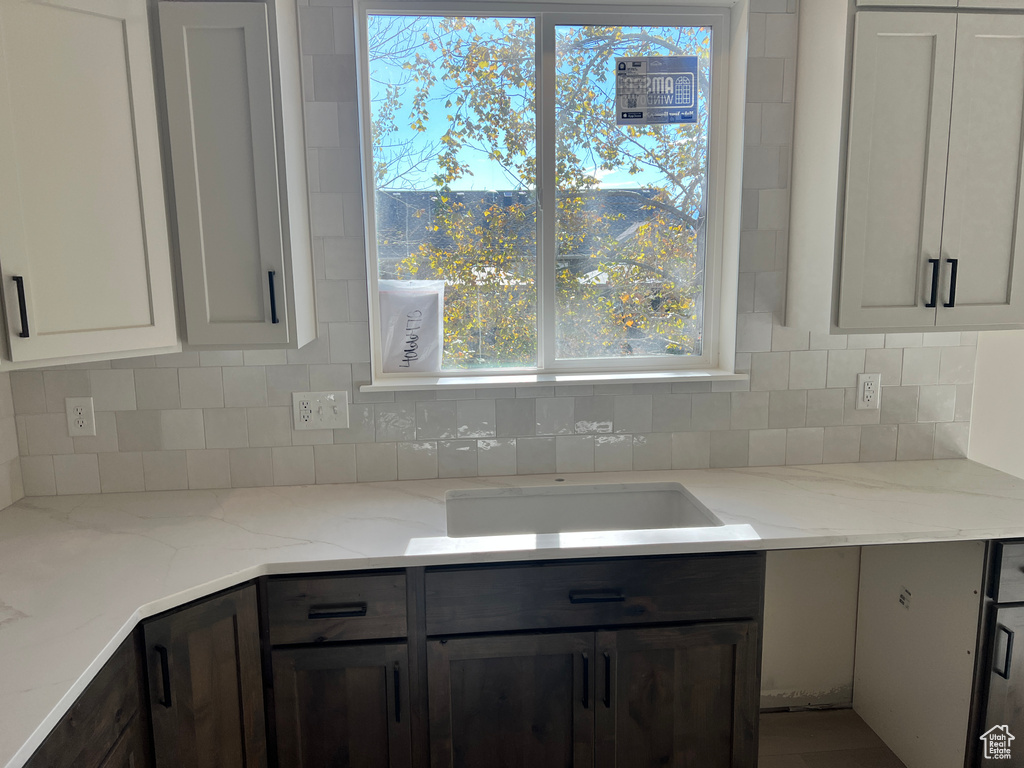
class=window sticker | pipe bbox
[615,56,699,125]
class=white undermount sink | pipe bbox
[445,481,723,538]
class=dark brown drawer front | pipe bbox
[995,541,1024,603]
[425,553,765,636]
[268,572,407,644]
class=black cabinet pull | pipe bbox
[12,276,28,338]
[603,652,611,708]
[154,645,172,708]
[582,652,589,709]
[307,602,367,620]
[944,258,959,308]
[996,624,1015,680]
[569,589,625,604]
[393,662,401,723]
[925,258,940,308]
[268,270,279,324]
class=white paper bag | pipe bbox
[378,280,445,373]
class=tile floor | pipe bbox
[759,709,907,767]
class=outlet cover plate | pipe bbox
[292,391,349,430]
[65,397,96,436]
[855,373,881,411]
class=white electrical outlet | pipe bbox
[292,391,349,430]
[855,372,881,411]
[65,397,96,436]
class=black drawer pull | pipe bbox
[569,589,625,604]
[925,258,940,308]
[154,645,172,708]
[582,652,590,709]
[12,276,28,338]
[308,602,368,620]
[268,270,279,324]
[944,258,958,308]
[393,662,401,723]
[603,652,612,708]
[996,624,1015,680]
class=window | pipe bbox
[357,2,733,385]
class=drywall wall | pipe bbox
[969,330,1024,478]
[761,546,860,709]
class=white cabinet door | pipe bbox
[0,0,178,362]
[160,1,290,347]
[936,14,1024,327]
[838,12,957,331]
[959,0,1024,9]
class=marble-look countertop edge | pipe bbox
[5,458,1024,768]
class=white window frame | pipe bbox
[355,0,746,391]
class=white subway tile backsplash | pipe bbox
[21,455,55,496]
[556,435,595,473]
[651,394,691,433]
[917,385,956,423]
[749,429,787,467]
[594,434,632,472]
[934,422,970,459]
[672,431,710,469]
[222,367,268,408]
[901,348,941,386]
[860,425,898,462]
[204,408,249,449]
[11,372,46,414]
[273,446,316,486]
[438,440,478,478]
[266,366,310,407]
[613,395,653,434]
[710,430,749,469]
[750,352,789,391]
[90,370,137,411]
[880,387,920,425]
[516,437,555,474]
[922,331,962,347]
[826,349,865,389]
[691,393,731,432]
[246,407,292,448]
[457,399,496,438]
[823,426,861,464]
[573,396,614,434]
[200,350,244,367]
[864,348,903,387]
[314,444,357,484]
[633,433,672,470]
[25,414,74,455]
[731,391,770,430]
[939,346,977,385]
[186,449,231,490]
[43,370,91,413]
[786,427,824,465]
[99,451,145,493]
[398,441,438,480]
[230,447,274,487]
[477,438,517,476]
[416,400,457,440]
[896,423,935,461]
[73,412,118,454]
[788,350,827,390]
[334,403,375,443]
[53,453,100,495]
[769,389,806,429]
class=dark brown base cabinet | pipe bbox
[272,644,414,767]
[143,584,267,768]
[24,635,152,768]
[23,553,765,768]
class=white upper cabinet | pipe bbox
[0,0,178,363]
[859,0,1024,8]
[160,0,316,349]
[937,13,1024,327]
[838,11,1024,332]
[838,12,956,331]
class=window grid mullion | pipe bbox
[538,14,557,372]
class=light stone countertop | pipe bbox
[3,458,1024,768]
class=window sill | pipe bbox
[359,368,748,393]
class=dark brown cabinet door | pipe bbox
[595,622,760,768]
[427,633,595,768]
[98,716,149,768]
[272,643,413,768]
[144,584,267,768]
[982,605,1024,765]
